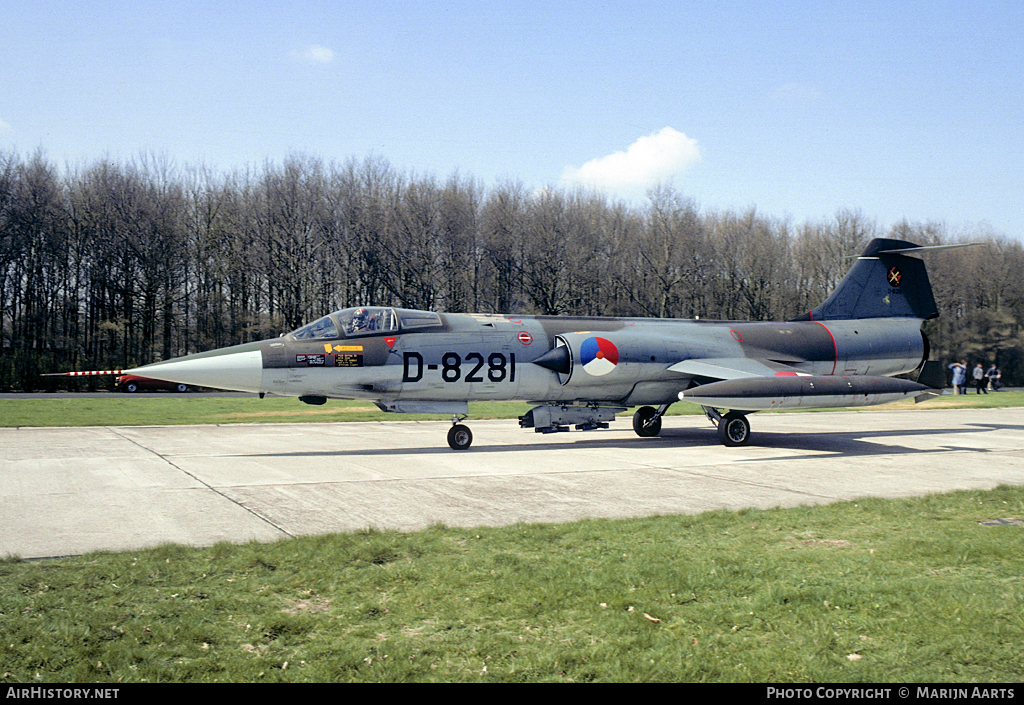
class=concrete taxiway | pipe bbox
[1,407,1022,559]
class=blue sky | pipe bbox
[3,1,1022,239]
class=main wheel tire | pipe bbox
[717,411,750,447]
[632,406,662,437]
[447,424,473,450]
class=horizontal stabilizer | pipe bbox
[868,242,982,255]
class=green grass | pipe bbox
[0,396,408,427]
[2,391,1021,682]
[1,390,1022,428]
[2,486,1022,682]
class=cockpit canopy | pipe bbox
[289,307,442,340]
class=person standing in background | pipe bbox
[973,363,988,394]
[986,363,1001,391]
[949,359,967,395]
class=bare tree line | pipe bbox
[2,149,1022,390]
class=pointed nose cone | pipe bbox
[132,342,264,393]
[532,345,571,375]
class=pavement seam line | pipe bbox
[107,426,294,539]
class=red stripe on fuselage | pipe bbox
[814,321,838,375]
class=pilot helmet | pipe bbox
[352,307,368,329]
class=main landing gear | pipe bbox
[703,407,751,447]
[447,405,751,450]
[633,404,751,446]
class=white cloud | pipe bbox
[291,44,334,64]
[561,127,700,193]
[0,117,11,132]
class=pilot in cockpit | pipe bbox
[351,307,374,332]
[350,307,366,330]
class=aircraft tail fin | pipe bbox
[792,238,943,322]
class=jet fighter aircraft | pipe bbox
[103,238,960,449]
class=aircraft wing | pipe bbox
[667,357,807,380]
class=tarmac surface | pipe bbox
[2,407,1022,559]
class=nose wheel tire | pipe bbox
[447,424,473,450]
[717,411,750,447]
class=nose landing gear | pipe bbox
[447,416,473,450]
[632,404,671,437]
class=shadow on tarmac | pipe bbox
[223,421,1024,460]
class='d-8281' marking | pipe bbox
[403,352,516,383]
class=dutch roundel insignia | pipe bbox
[580,337,619,376]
